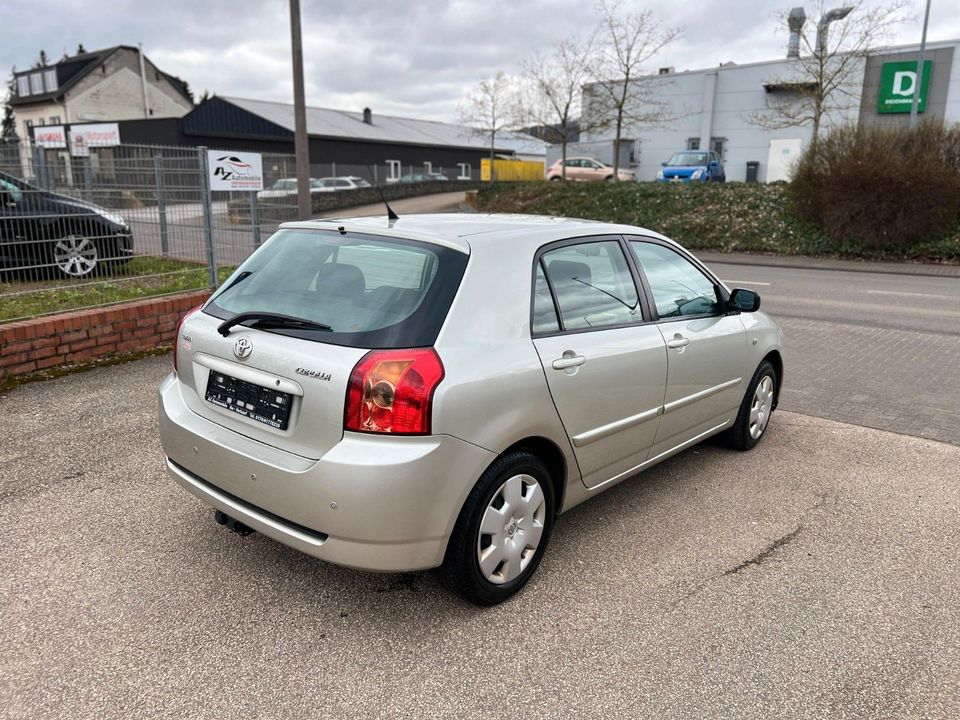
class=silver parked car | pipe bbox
[159,214,784,605]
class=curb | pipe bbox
[694,251,960,278]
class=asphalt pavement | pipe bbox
[4,197,960,718]
[1,355,959,719]
[698,259,960,446]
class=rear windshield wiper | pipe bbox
[217,270,254,295]
[217,312,333,337]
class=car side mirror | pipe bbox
[661,161,667,167]
[728,288,761,313]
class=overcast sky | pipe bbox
[2,0,958,122]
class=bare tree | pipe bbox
[746,1,909,144]
[521,35,599,180]
[587,0,681,180]
[458,71,518,182]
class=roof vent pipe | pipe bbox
[362,107,372,124]
[787,7,806,58]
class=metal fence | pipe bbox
[0,140,474,324]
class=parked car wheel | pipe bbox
[444,451,555,605]
[604,175,614,182]
[52,233,101,278]
[723,360,777,451]
[549,176,562,182]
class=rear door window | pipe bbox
[205,229,468,348]
[541,240,643,331]
[532,262,560,334]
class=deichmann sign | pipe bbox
[69,123,121,157]
[877,60,932,114]
[207,150,264,191]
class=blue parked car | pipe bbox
[656,151,726,183]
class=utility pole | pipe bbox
[909,0,932,129]
[289,0,311,220]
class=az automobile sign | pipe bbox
[207,150,264,191]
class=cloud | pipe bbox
[1,0,955,121]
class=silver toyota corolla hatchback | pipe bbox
[159,214,784,605]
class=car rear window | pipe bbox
[204,228,468,349]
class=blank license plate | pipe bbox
[205,372,293,430]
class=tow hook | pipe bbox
[214,510,254,537]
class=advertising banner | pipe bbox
[34,125,67,148]
[70,123,121,156]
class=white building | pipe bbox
[10,45,194,142]
[580,38,960,183]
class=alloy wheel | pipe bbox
[477,473,546,585]
[53,235,99,277]
[749,375,775,440]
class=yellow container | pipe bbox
[480,158,545,182]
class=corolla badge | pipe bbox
[233,336,253,360]
[296,367,331,381]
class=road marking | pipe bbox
[723,280,771,286]
[863,290,958,300]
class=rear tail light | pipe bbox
[173,305,203,373]
[344,348,444,435]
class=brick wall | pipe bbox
[0,290,209,380]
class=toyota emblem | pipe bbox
[233,336,253,360]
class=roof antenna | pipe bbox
[367,164,399,220]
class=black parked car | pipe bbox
[0,170,134,278]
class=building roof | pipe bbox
[10,45,192,107]
[215,96,546,155]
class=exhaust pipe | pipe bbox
[787,7,806,58]
[214,510,254,537]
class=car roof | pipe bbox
[280,213,674,255]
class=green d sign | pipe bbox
[878,60,932,113]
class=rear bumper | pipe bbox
[158,373,496,572]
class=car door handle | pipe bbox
[667,335,690,349]
[552,354,586,370]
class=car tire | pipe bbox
[722,360,777,451]
[549,176,562,182]
[444,450,555,606]
[604,175,614,182]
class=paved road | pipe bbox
[701,260,960,446]
[2,356,959,719]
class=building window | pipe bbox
[423,161,432,174]
[37,118,45,126]
[49,116,60,125]
[43,69,57,92]
[386,159,401,183]
[710,137,727,159]
[457,163,471,180]
[686,138,700,151]
[29,72,43,95]
[24,120,33,138]
[16,75,30,96]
